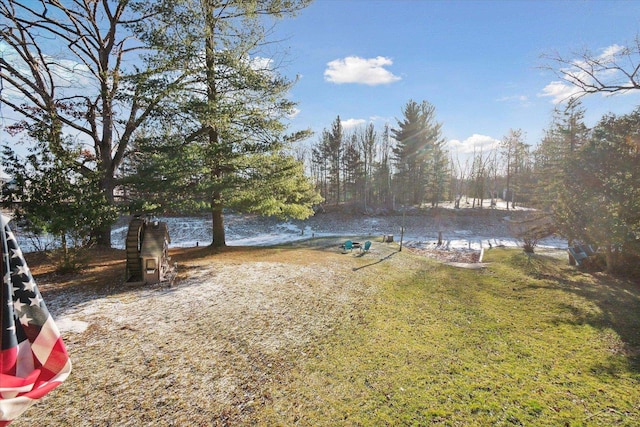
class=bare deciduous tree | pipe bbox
[543,37,640,99]
[0,0,180,246]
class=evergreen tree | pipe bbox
[342,133,364,204]
[311,139,330,203]
[228,152,322,219]
[376,124,393,207]
[534,101,589,255]
[425,136,449,207]
[567,109,640,272]
[2,131,116,271]
[358,123,377,210]
[131,0,315,247]
[326,116,344,205]
[513,141,533,205]
[123,129,210,215]
[391,100,443,206]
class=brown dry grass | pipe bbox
[17,238,417,426]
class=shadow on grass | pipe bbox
[30,252,130,319]
[560,277,639,373]
[351,250,399,271]
[30,245,254,318]
[513,252,640,374]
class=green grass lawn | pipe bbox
[260,248,640,426]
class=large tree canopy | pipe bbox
[569,108,640,271]
[1,0,316,249]
[535,103,640,273]
[127,0,317,247]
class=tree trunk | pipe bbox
[567,238,576,266]
[211,189,226,247]
[605,244,617,274]
[94,227,112,248]
[61,233,68,263]
[94,174,116,248]
[211,209,225,247]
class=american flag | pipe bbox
[0,215,71,425]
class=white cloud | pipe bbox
[324,56,401,85]
[248,56,273,71]
[0,42,97,106]
[599,44,626,61]
[497,94,529,103]
[53,58,94,88]
[447,134,500,154]
[539,80,582,104]
[341,118,367,129]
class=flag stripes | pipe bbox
[1,215,71,424]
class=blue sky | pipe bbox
[2,0,639,168]
[273,0,640,154]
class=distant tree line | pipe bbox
[304,97,639,274]
[308,100,450,211]
[306,99,534,213]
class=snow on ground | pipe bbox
[10,200,567,254]
[110,209,566,252]
[36,204,569,337]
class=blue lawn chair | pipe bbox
[360,240,371,253]
[342,240,353,252]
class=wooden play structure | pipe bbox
[125,215,172,285]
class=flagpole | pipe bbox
[1,212,8,280]
[0,55,7,386]
[0,54,9,275]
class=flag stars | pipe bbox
[19,313,32,326]
[10,247,23,259]
[22,279,37,293]
[13,298,26,313]
[29,295,43,307]
[15,264,30,278]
